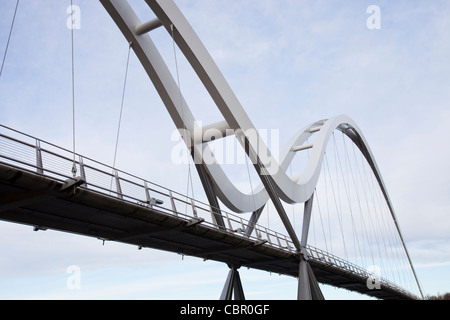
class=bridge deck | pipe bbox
[0,163,414,300]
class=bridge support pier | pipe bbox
[220,266,245,300]
[298,194,324,300]
[297,256,324,300]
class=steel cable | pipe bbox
[0,0,20,79]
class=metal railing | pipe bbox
[0,124,418,299]
[0,124,296,253]
[305,245,418,299]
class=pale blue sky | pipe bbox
[1,0,449,299]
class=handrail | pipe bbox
[0,125,296,253]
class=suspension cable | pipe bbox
[70,0,77,176]
[171,24,195,203]
[341,131,375,266]
[328,133,350,260]
[313,189,329,253]
[0,0,20,79]
[112,42,132,170]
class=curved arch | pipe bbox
[99,0,390,213]
[203,115,391,213]
[98,2,404,242]
[100,0,423,298]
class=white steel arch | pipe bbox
[99,0,390,215]
[100,0,422,298]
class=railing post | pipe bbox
[254,228,261,240]
[209,206,218,227]
[144,181,152,208]
[239,218,245,233]
[78,156,87,187]
[191,199,198,218]
[276,233,282,247]
[224,211,233,231]
[285,236,291,249]
[265,229,272,245]
[169,191,178,215]
[35,140,43,174]
[114,170,123,199]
